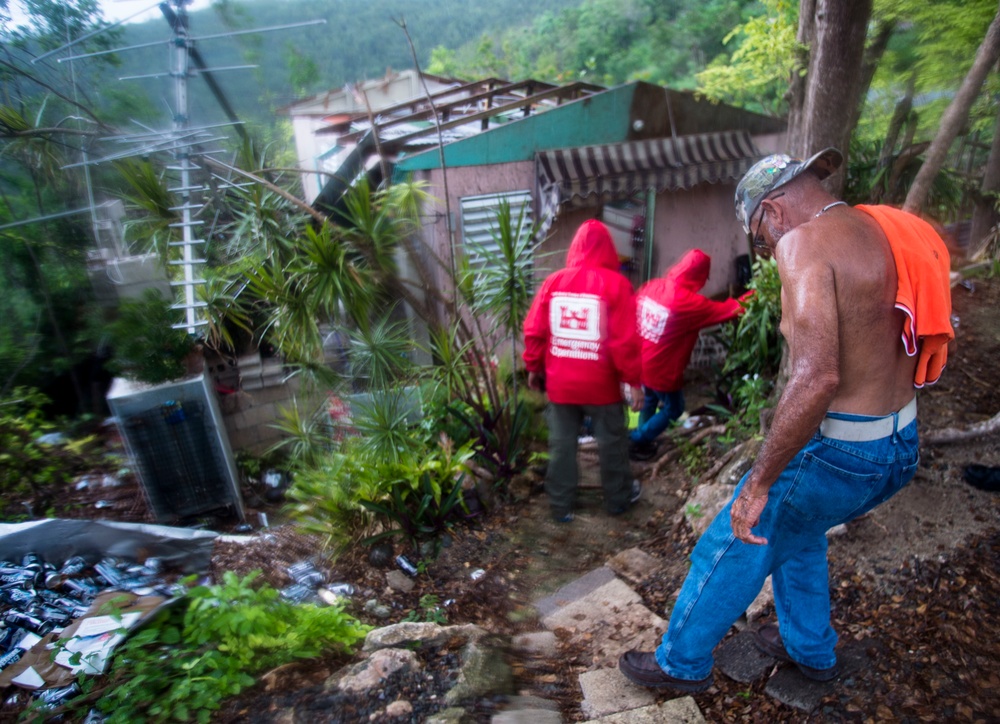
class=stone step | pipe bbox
[581,696,705,723]
[532,559,870,719]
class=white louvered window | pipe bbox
[459,191,533,269]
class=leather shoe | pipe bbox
[617,650,712,692]
[753,623,839,682]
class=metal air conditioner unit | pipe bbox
[107,373,244,524]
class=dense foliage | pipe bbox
[717,257,783,436]
[78,571,369,723]
[427,0,754,89]
[0,387,103,518]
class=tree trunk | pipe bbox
[785,0,817,155]
[848,18,897,139]
[873,75,917,203]
[904,6,1000,214]
[968,109,1000,258]
[788,0,873,195]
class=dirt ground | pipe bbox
[3,277,998,722]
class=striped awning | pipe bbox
[535,130,759,238]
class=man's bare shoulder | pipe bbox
[773,222,836,278]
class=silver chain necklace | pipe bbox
[814,200,848,218]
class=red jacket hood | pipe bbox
[566,220,620,271]
[664,249,711,292]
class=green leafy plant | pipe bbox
[677,438,708,477]
[284,449,382,552]
[403,594,448,624]
[86,571,369,723]
[684,503,705,519]
[717,257,782,436]
[358,439,475,554]
[105,289,198,385]
[0,388,100,517]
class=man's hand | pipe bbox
[528,372,545,392]
[731,485,769,545]
[629,390,643,412]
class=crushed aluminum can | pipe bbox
[62,578,100,600]
[140,558,162,575]
[316,584,355,606]
[395,555,418,577]
[0,572,37,588]
[279,583,317,604]
[0,647,25,672]
[35,682,80,710]
[94,560,127,588]
[286,561,324,588]
[0,626,27,655]
[0,587,38,608]
[33,605,72,628]
[3,611,52,636]
[58,557,89,577]
[20,554,42,574]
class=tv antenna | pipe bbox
[43,0,326,333]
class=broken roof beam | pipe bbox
[334,80,600,145]
[375,82,604,153]
[315,77,514,137]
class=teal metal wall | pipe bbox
[394,84,637,173]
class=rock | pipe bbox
[683,483,732,536]
[578,667,655,719]
[384,699,414,718]
[580,695,705,722]
[445,639,513,704]
[540,576,666,669]
[368,541,394,568]
[717,437,761,486]
[606,547,661,585]
[715,629,775,684]
[330,648,422,693]
[363,599,392,620]
[745,575,773,623]
[510,631,558,658]
[385,569,415,593]
[492,709,561,723]
[364,622,487,652]
[425,707,469,724]
[508,474,534,502]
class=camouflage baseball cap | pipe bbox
[734,148,843,234]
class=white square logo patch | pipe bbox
[551,293,601,342]
[638,296,669,343]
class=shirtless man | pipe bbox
[618,149,952,692]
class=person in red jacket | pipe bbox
[523,219,644,523]
[629,249,748,460]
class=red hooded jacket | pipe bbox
[522,220,641,405]
[637,249,746,392]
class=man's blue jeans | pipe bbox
[630,388,685,445]
[655,412,920,680]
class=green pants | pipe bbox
[545,402,632,517]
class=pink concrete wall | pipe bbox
[648,183,750,299]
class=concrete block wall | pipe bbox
[211,352,326,455]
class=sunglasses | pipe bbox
[751,192,785,251]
